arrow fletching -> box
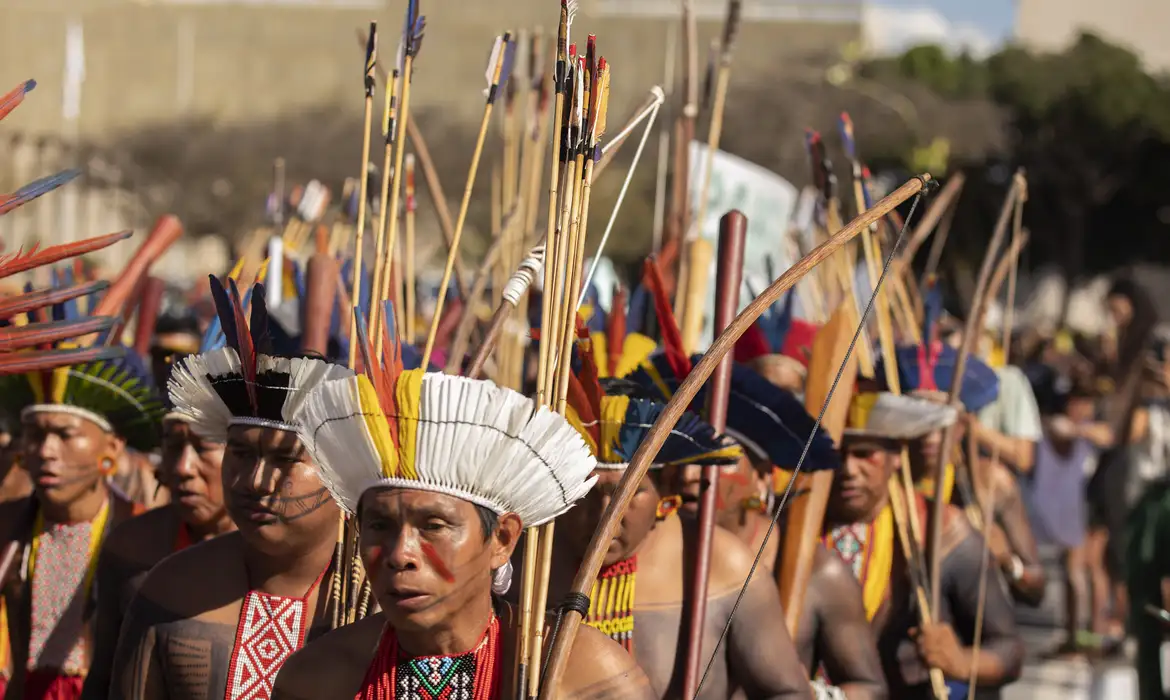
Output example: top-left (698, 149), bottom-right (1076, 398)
top-left (0, 79), bottom-right (36, 122)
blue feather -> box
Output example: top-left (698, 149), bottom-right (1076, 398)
top-left (884, 344), bottom-right (1000, 414)
top-left (627, 352), bottom-right (841, 471)
top-left (1, 169), bottom-right (81, 212)
top-left (627, 284), bottom-right (650, 336)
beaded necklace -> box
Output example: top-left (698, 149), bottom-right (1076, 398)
top-left (356, 615), bottom-right (501, 700)
top-left (224, 564), bottom-right (328, 700)
top-left (584, 555), bottom-right (637, 654)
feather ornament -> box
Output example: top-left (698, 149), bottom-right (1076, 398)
top-left (0, 79), bottom-right (35, 122)
top-left (0, 280), bottom-right (108, 319)
top-left (292, 370), bottom-right (597, 526)
top-left (641, 257), bottom-right (691, 379)
top-left (627, 352), bottom-right (840, 471)
top-left (0, 350), bottom-right (166, 451)
top-left (0, 231), bottom-right (131, 280)
top-left (845, 392), bottom-right (958, 441)
top-left (0, 170), bottom-right (81, 215)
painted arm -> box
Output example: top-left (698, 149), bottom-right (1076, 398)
top-left (992, 473), bottom-right (1046, 607)
top-left (560, 625), bottom-right (657, 700)
top-left (807, 549), bottom-right (887, 700)
top-left (108, 593), bottom-right (169, 700)
top-left (728, 575), bottom-right (815, 700)
top-left (943, 530), bottom-right (1025, 687)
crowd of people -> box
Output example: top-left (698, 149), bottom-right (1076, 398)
top-left (0, 248), bottom-right (1164, 700)
top-left (0, 16), bottom-right (1168, 700)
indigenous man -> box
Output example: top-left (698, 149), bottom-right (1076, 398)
top-left (628, 353), bottom-right (884, 700)
top-left (0, 351), bottom-right (165, 699)
top-left (902, 287), bottom-right (1047, 606)
top-left (825, 391), bottom-right (1024, 699)
top-left (271, 361), bottom-right (652, 698)
top-left (107, 281), bottom-right (352, 700)
top-left (540, 357), bottom-right (813, 700)
top-left (81, 407), bottom-right (234, 699)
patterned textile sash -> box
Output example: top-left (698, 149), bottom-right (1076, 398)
top-left (224, 566), bottom-right (327, 700)
top-left (584, 556), bottom-right (637, 653)
top-left (356, 616), bottom-right (501, 700)
top-left (26, 499), bottom-right (110, 674)
top-left (23, 668), bottom-right (85, 700)
top-left (823, 503), bottom-right (894, 621)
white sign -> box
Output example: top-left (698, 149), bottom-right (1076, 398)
top-left (687, 141), bottom-right (799, 349)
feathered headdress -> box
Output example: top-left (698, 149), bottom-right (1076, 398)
top-left (629, 258), bottom-right (839, 471)
top-left (589, 284), bottom-right (657, 379)
top-left (288, 306), bottom-right (597, 526)
top-left (565, 334), bottom-right (741, 470)
top-left (843, 391), bottom-right (958, 441)
top-left (880, 277), bottom-right (999, 413)
top-left (167, 276), bottom-right (352, 440)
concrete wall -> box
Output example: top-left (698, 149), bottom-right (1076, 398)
top-left (0, 0), bottom-right (861, 143)
top-left (1016, 0), bottom-right (1170, 73)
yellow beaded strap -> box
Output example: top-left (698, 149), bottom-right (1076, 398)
top-left (585, 555), bottom-right (638, 654)
top-left (26, 497), bottom-right (111, 602)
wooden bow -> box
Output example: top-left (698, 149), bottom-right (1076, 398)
top-left (537, 174), bottom-right (933, 699)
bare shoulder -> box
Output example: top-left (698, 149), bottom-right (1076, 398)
top-left (708, 524), bottom-right (764, 593)
top-left (558, 624), bottom-right (654, 700)
top-left (136, 531), bottom-right (243, 610)
top-left (940, 504), bottom-right (975, 560)
top-left (102, 506), bottom-right (176, 564)
top-left (274, 614), bottom-right (384, 700)
top-left (811, 544), bottom-right (854, 586)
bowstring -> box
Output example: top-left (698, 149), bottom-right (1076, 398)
top-left (693, 186), bottom-right (929, 699)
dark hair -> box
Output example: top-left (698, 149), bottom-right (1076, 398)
top-left (1107, 277), bottom-right (1159, 375)
top-left (599, 378), bottom-right (658, 400)
top-left (475, 505), bottom-right (499, 542)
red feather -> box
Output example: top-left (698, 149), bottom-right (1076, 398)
top-left (227, 280), bottom-right (258, 412)
top-left (607, 284), bottom-right (627, 376)
top-left (0, 231), bottom-right (132, 280)
top-left (642, 257), bottom-right (691, 379)
top-left (734, 321), bottom-right (770, 363)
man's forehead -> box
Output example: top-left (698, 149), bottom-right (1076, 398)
top-left (226, 425), bottom-right (304, 452)
top-left (361, 487), bottom-right (476, 515)
top-left (25, 410), bottom-right (90, 431)
top-left (841, 436), bottom-right (899, 453)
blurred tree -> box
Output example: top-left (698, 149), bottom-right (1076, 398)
top-left (865, 33), bottom-right (1170, 282)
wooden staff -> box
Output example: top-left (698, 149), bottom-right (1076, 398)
top-left (353, 28), bottom-right (470, 304)
top-left (369, 60), bottom-right (400, 346)
top-left (131, 276), bottom-right (165, 357)
top-left (347, 23), bottom-right (377, 368)
top-left (968, 191), bottom-right (1027, 699)
top-left (778, 304), bottom-right (858, 636)
top-left (895, 172), bottom-right (965, 277)
top-left (302, 252), bottom-right (340, 356)
top-left (374, 5), bottom-right (423, 352)
top-left (420, 33), bottom-right (513, 369)
top-left (404, 153), bottom-right (418, 344)
top-left (928, 171), bottom-right (1024, 614)
top-left (688, 0), bottom-right (741, 261)
top-left (681, 209), bottom-right (744, 699)
top-left (90, 216), bottom-right (183, 345)
top-left (538, 174), bottom-right (934, 700)
top-left (677, 0), bottom-right (741, 354)
top-left (466, 244), bottom-right (545, 378)
top-left (444, 209), bottom-right (521, 374)
top-left (843, 113), bottom-right (946, 697)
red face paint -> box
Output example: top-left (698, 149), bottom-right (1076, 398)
top-left (420, 541), bottom-right (455, 583)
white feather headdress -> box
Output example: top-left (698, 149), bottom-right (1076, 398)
top-left (168, 346), bottom-right (352, 441)
top-left (291, 369), bottom-right (598, 526)
top-left (844, 392), bottom-right (958, 442)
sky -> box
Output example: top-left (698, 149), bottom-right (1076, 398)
top-left (864, 0), bottom-right (1016, 57)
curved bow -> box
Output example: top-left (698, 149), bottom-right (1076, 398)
top-left (538, 174), bottom-right (935, 699)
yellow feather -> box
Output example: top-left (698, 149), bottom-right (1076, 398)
top-left (356, 376), bottom-right (399, 478)
top-left (395, 369), bottom-right (425, 480)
